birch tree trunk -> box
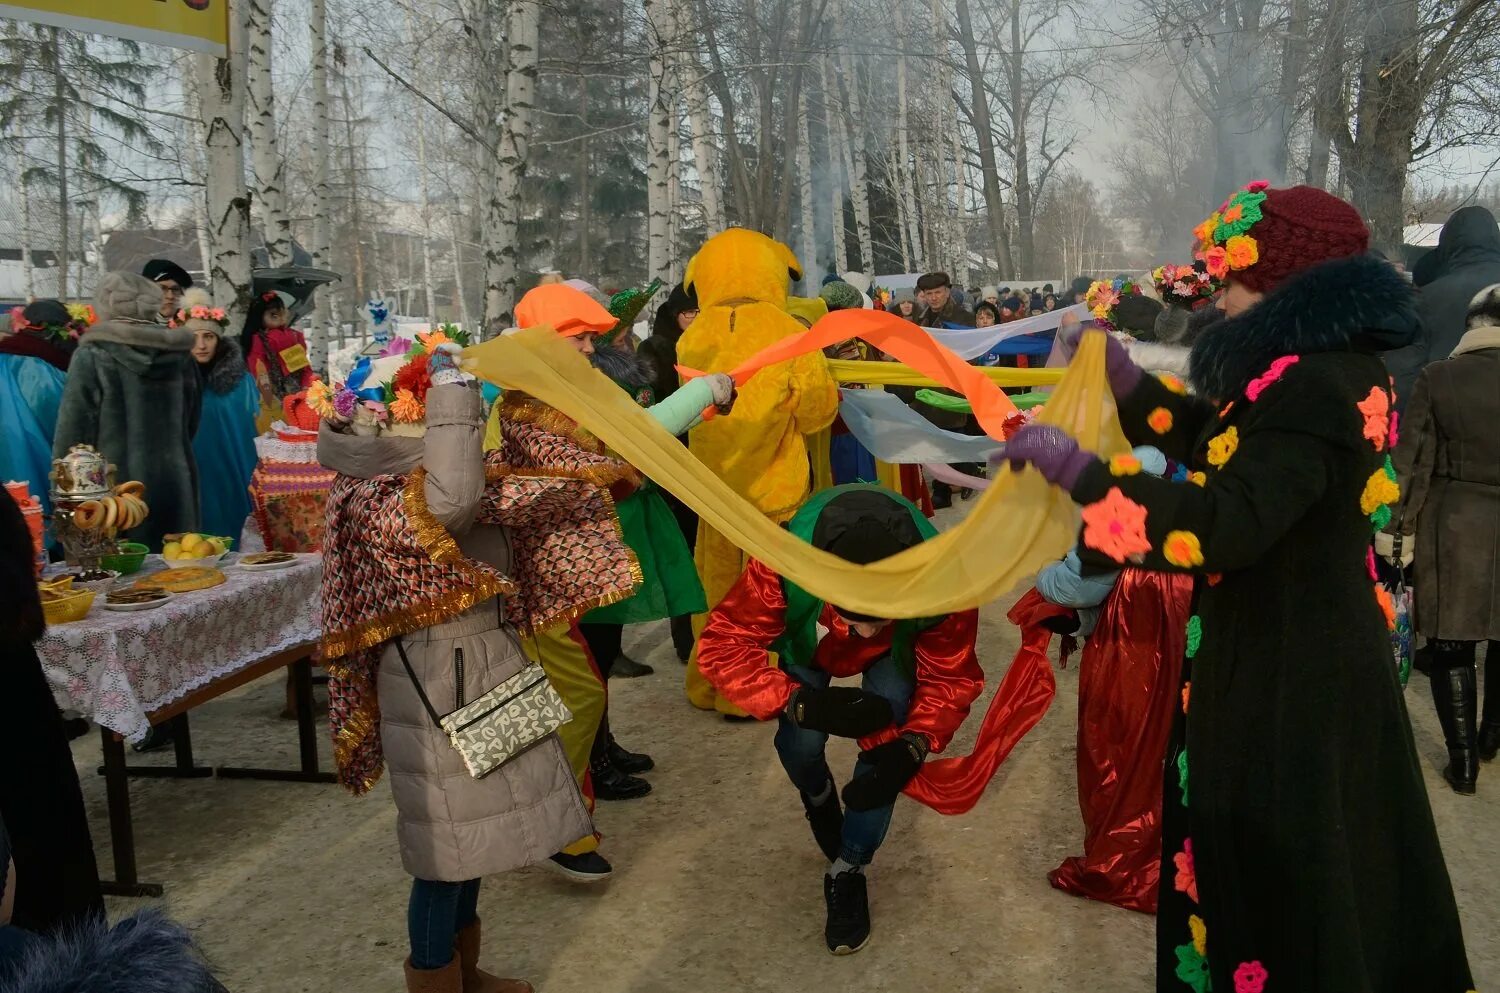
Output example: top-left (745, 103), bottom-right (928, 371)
top-left (195, 0), bottom-right (254, 331)
top-left (949, 101), bottom-right (969, 286)
top-left (20, 171), bottom-right (33, 300)
top-left (403, 9), bottom-right (437, 321)
top-left (832, 0), bottom-right (873, 273)
top-left (677, 1), bottom-right (724, 235)
top-left (246, 0), bottom-right (291, 267)
top-left (48, 27), bottom-right (67, 298)
top-left (308, 0), bottom-right (332, 370)
top-left (821, 57), bottom-right (849, 276)
top-left (951, 0), bottom-right (1013, 278)
top-left (667, 100), bottom-right (682, 279)
top-left (449, 210), bottom-right (470, 330)
top-left (484, 0), bottom-right (538, 333)
top-left (895, 0), bottom-right (921, 271)
top-left (889, 146), bottom-right (911, 272)
top-left (644, 0), bottom-right (674, 287)
top-left (796, 90), bottom-right (818, 285)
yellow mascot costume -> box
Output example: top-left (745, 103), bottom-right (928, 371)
top-left (677, 229), bottom-right (840, 713)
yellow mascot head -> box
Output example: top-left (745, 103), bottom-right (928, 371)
top-left (684, 228), bottom-right (802, 309)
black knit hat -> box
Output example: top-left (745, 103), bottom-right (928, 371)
top-left (142, 258), bottom-right (193, 288)
top-left (811, 490), bottom-right (924, 565)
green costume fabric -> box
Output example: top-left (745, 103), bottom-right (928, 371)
top-left (585, 480), bottom-right (707, 623)
top-left (771, 484), bottom-right (940, 676)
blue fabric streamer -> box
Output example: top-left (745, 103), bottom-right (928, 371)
top-left (836, 388), bottom-right (1001, 465)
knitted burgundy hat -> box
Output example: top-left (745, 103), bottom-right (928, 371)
top-left (1194, 183), bottom-right (1369, 293)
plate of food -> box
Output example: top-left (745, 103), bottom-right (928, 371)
top-left (161, 533), bottom-right (235, 568)
top-left (238, 551), bottom-right (298, 572)
top-left (103, 588), bottom-right (173, 612)
top-left (134, 567), bottom-right (227, 593)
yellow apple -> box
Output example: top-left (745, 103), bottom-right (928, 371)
top-left (163, 541), bottom-right (182, 560)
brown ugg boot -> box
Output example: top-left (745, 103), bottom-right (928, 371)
top-left (404, 956), bottom-right (463, 993)
top-left (455, 919), bottom-right (534, 993)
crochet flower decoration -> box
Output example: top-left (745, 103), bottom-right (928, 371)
top-left (1174, 839), bottom-right (1199, 903)
top-left (1234, 961), bottom-right (1269, 993)
top-left (1358, 386), bottom-right (1391, 451)
top-left (1195, 181), bottom-right (1270, 278)
top-left (1207, 426), bottom-right (1239, 467)
top-left (1177, 750), bottom-right (1191, 806)
top-left (1108, 453), bottom-right (1143, 476)
top-left (1164, 530), bottom-right (1205, 568)
top-left (1181, 682), bottom-right (1192, 713)
top-left (1085, 276), bottom-right (1144, 332)
top-left (1151, 263), bottom-right (1221, 309)
top-left (1188, 471), bottom-right (1207, 487)
top-left (1246, 354), bottom-right (1300, 401)
top-left (1375, 585), bottom-right (1397, 631)
top-left (1080, 487), bottom-right (1153, 564)
top-left (1186, 615), bottom-right (1203, 658)
top-left (1157, 372), bottom-right (1189, 395)
top-left (332, 386), bottom-right (358, 420)
top-left (1148, 407), bottom-right (1174, 434)
top-left (1387, 410), bottom-right (1400, 449)
top-left (1360, 458), bottom-right (1400, 517)
top-left (1176, 939), bottom-right (1211, 993)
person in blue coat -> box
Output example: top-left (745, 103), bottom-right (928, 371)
top-left (0, 301), bottom-right (86, 515)
top-left (179, 289), bottom-right (258, 543)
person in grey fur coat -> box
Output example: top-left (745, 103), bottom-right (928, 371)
top-left (52, 272), bottom-right (201, 547)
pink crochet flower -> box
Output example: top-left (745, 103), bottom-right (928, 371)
top-left (1366, 546), bottom-right (1378, 582)
top-left (1245, 180), bottom-right (1271, 193)
top-left (1080, 487), bottom-right (1153, 564)
top-left (1233, 960), bottom-right (1268, 993)
top-left (1173, 839), bottom-right (1199, 903)
top-left (1387, 409), bottom-right (1400, 449)
top-left (1357, 386), bottom-right (1390, 451)
top-left (1246, 354), bottom-right (1300, 401)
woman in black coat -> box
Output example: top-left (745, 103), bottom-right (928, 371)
top-left (0, 487), bottom-right (102, 935)
top-left (1006, 186), bottom-right (1473, 992)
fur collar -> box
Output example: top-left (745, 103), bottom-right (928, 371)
top-left (200, 335), bottom-right (250, 395)
top-left (86, 318), bottom-right (194, 352)
top-left (1451, 325), bottom-right (1500, 357)
top-left (1189, 255), bottom-right (1417, 401)
top-left (1126, 341), bottom-right (1192, 378)
top-left (589, 344), bottom-right (655, 394)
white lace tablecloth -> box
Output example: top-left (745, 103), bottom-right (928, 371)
top-left (38, 554), bottom-right (324, 743)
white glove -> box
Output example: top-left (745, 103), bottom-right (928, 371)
top-left (1374, 531), bottom-right (1414, 568)
top-left (705, 373), bottom-right (736, 408)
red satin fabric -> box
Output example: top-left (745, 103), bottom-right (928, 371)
top-left (696, 559), bottom-right (984, 753)
top-left (1047, 567), bottom-right (1193, 913)
top-left (700, 566), bottom-right (1060, 815)
top-left (898, 464), bottom-right (935, 517)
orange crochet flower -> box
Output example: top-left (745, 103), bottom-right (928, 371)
top-left (1109, 454), bottom-right (1143, 476)
top-left (1375, 585), bottom-right (1397, 631)
top-left (1219, 401), bottom-right (1235, 419)
top-left (1222, 203), bottom-right (1244, 225)
top-left (1148, 407), bottom-right (1174, 434)
top-left (1193, 214), bottom-right (1221, 248)
top-left (1203, 246), bottom-right (1229, 280)
top-left (1158, 373), bottom-right (1188, 395)
top-left (1181, 682), bottom-right (1191, 713)
top-left (1357, 386), bottom-right (1390, 452)
top-left (1080, 487), bottom-right (1153, 564)
top-left (1207, 427), bottom-right (1239, 467)
top-left (1163, 530), bottom-right (1205, 568)
top-left (1224, 234), bottom-right (1259, 270)
top-left (1188, 471), bottom-right (1207, 487)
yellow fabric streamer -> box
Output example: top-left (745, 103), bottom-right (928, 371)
top-left (829, 359), bottom-right (1064, 388)
top-left (462, 329), bottom-right (1126, 619)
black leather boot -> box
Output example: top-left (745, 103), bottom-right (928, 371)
top-left (590, 757), bottom-right (652, 800)
top-left (1480, 651), bottom-right (1499, 762)
top-left (670, 615), bottom-right (695, 663)
top-left (1429, 660), bottom-right (1479, 795)
top-left (606, 734), bottom-right (654, 774)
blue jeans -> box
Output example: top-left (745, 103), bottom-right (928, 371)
top-left (774, 655), bottom-right (915, 866)
top-left (408, 877), bottom-right (480, 969)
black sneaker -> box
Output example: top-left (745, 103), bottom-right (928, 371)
top-left (606, 736), bottom-right (655, 774)
top-left (544, 850), bottom-right (613, 883)
top-left (824, 870), bottom-right (871, 955)
top-left (610, 654), bottom-right (654, 678)
top-left (590, 759), bottom-right (653, 800)
top-left (799, 778), bottom-right (844, 863)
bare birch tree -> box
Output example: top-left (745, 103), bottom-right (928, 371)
top-left (196, 0), bottom-right (254, 329)
top-left (246, 0), bottom-right (292, 266)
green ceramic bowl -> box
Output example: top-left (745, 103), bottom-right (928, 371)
top-left (100, 541), bottom-right (150, 575)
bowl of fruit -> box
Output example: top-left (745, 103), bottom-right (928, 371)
top-left (161, 533), bottom-right (234, 567)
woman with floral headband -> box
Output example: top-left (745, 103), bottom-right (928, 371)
top-left (314, 331), bottom-right (638, 993)
top-left (1005, 184), bottom-right (1473, 992)
top-left (0, 300), bottom-right (92, 516)
top-left (176, 288), bottom-right (258, 542)
top-left (242, 290), bottom-right (314, 432)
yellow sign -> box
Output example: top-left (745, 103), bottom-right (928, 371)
top-left (0, 0), bottom-right (227, 56)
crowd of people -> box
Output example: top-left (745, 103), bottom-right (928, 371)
top-left (0, 190), bottom-right (1496, 993)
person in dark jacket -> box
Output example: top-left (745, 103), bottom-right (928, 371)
top-left (0, 487), bottom-right (103, 937)
top-left (1388, 282), bottom-right (1500, 794)
top-left (637, 282), bottom-right (701, 661)
top-left (1006, 185), bottom-right (1473, 993)
top-left (1385, 206), bottom-right (1500, 406)
top-left (911, 272), bottom-right (975, 508)
top-left (52, 272), bottom-right (201, 547)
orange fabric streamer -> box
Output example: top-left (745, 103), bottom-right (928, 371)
top-left (680, 309), bottom-right (1019, 437)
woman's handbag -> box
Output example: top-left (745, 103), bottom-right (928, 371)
top-left (395, 638), bottom-right (573, 780)
top-left (1381, 533), bottom-right (1414, 687)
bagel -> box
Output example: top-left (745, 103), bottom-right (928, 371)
top-left (73, 500), bottom-right (104, 529)
top-left (115, 480), bottom-right (146, 498)
top-left (101, 496), bottom-right (119, 531)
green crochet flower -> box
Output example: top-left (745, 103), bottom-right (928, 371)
top-left (1175, 942), bottom-right (1213, 993)
top-left (1186, 615), bottom-right (1203, 659)
top-left (1383, 455), bottom-right (1397, 482)
top-left (1213, 190), bottom-right (1267, 242)
top-left (1178, 749), bottom-right (1190, 807)
top-left (1370, 504), bottom-right (1393, 531)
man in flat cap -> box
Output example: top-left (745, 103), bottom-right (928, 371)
top-left (142, 259), bottom-right (193, 323)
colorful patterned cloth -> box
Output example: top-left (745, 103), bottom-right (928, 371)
top-left (321, 415), bottom-right (640, 794)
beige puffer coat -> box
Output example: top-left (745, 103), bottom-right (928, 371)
top-left (319, 384), bottom-right (593, 881)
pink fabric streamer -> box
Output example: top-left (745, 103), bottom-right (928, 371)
top-left (923, 462), bottom-right (992, 491)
